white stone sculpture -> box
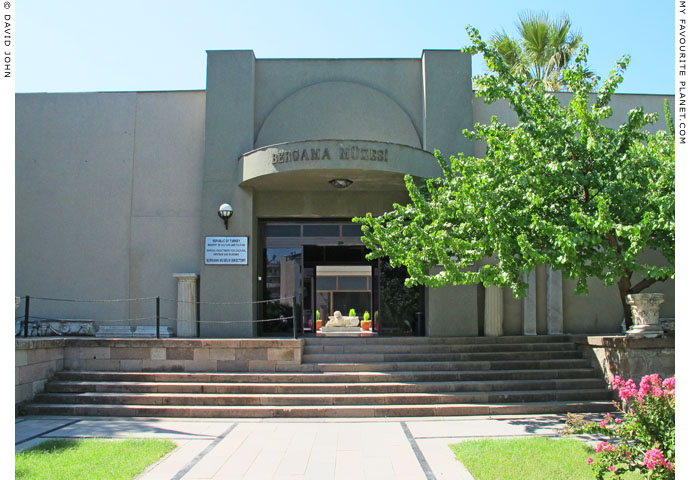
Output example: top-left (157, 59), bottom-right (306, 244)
top-left (626, 293), bottom-right (665, 338)
top-left (325, 311), bottom-right (360, 327)
top-left (16, 318), bottom-right (95, 337)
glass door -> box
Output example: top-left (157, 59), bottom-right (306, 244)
top-left (303, 274), bottom-right (314, 333)
top-left (260, 246), bottom-right (302, 336)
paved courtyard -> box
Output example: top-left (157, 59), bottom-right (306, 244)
top-left (15, 414), bottom-right (586, 479)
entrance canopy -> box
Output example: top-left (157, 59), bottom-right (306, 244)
top-left (239, 139), bottom-right (441, 191)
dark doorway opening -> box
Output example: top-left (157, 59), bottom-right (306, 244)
top-left (259, 221), bottom-right (424, 337)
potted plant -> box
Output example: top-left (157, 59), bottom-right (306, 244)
top-left (348, 308), bottom-right (356, 317)
top-left (361, 311), bottom-right (371, 330)
top-left (315, 310), bottom-right (322, 331)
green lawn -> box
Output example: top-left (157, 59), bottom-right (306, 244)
top-left (450, 437), bottom-right (643, 480)
top-left (15, 438), bottom-right (177, 480)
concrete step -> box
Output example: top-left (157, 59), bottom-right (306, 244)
top-left (303, 335), bottom-right (573, 345)
top-left (301, 358), bottom-right (592, 372)
top-left (25, 400), bottom-right (614, 418)
top-left (45, 377), bottom-right (606, 395)
top-left (54, 367), bottom-right (600, 384)
top-left (303, 342), bottom-right (575, 354)
top-left (301, 350), bottom-right (583, 363)
top-left (31, 334), bottom-right (611, 418)
top-left (35, 388), bottom-right (612, 407)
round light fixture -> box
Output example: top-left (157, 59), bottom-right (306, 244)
top-left (218, 203), bottom-right (233, 230)
top-left (329, 178), bottom-right (353, 189)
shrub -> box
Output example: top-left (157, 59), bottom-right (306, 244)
top-left (565, 374), bottom-right (675, 479)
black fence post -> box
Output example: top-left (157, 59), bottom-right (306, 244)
top-left (156, 296), bottom-right (161, 339)
top-left (23, 296), bottom-right (30, 337)
top-left (292, 296), bottom-right (297, 340)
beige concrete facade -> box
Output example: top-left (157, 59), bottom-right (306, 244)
top-left (15, 50), bottom-right (675, 338)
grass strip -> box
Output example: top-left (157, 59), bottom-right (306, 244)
top-left (450, 437), bottom-right (642, 480)
top-left (16, 438), bottom-right (177, 480)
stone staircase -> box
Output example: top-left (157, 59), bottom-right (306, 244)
top-left (26, 335), bottom-right (613, 417)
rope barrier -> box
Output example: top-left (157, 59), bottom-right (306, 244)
top-left (22, 295), bottom-right (294, 306)
top-left (28, 296), bottom-right (158, 303)
top-left (18, 315), bottom-right (157, 323)
top-left (159, 296), bottom-right (296, 306)
top-left (16, 294), bottom-right (300, 337)
top-left (196, 316), bottom-right (294, 324)
top-left (15, 314), bottom-right (294, 324)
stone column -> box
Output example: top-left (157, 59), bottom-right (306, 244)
top-left (626, 293), bottom-right (665, 338)
top-left (522, 271), bottom-right (537, 335)
top-left (546, 267), bottom-right (563, 334)
top-left (484, 285), bottom-right (503, 336)
top-left (174, 273), bottom-right (199, 338)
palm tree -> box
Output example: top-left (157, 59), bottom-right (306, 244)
top-left (490, 11), bottom-right (585, 91)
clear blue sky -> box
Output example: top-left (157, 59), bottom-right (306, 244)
top-left (17, 0), bottom-right (675, 94)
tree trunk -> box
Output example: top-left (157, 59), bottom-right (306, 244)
top-left (617, 277), bottom-right (633, 330)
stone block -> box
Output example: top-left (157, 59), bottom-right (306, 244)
top-left (184, 360), bottom-right (218, 372)
top-left (201, 339), bottom-right (241, 348)
top-left (267, 348), bottom-right (296, 362)
top-left (248, 360), bottom-right (277, 372)
top-left (167, 349), bottom-right (194, 360)
top-left (25, 348), bottom-right (51, 364)
top-left (236, 348), bottom-right (268, 361)
top-left (209, 349), bottom-right (236, 361)
top-left (15, 383), bottom-right (33, 404)
top-left (237, 339), bottom-right (293, 349)
top-left (110, 347), bottom-right (150, 360)
top-left (32, 379), bottom-right (47, 396)
top-left (276, 361), bottom-right (302, 372)
top-left (71, 347), bottom-right (111, 360)
top-left (142, 360), bottom-right (185, 372)
top-left (16, 338), bottom-right (67, 350)
top-left (63, 357), bottom-right (83, 371)
top-left (95, 325), bottom-right (133, 337)
top-left (84, 359), bottom-right (121, 371)
top-left (150, 347), bottom-right (166, 361)
top-left (18, 361), bottom-right (56, 385)
top-left (44, 347), bottom-right (67, 361)
top-left (582, 336), bottom-right (675, 386)
top-left (15, 350), bottom-right (28, 367)
top-left (132, 326), bottom-right (173, 338)
top-left (217, 360), bottom-right (248, 372)
top-left (193, 348), bottom-right (210, 361)
top-left (120, 360), bottom-right (143, 371)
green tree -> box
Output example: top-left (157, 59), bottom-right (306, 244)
top-left (355, 26), bottom-right (674, 329)
top-left (491, 11), bottom-right (585, 91)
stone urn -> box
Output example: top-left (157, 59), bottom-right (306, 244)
top-left (626, 293), bottom-right (665, 338)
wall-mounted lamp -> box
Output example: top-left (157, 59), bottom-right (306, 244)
top-left (329, 178), bottom-right (353, 189)
top-left (218, 203), bottom-right (233, 230)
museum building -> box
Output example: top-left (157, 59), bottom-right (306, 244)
top-left (15, 50), bottom-right (675, 339)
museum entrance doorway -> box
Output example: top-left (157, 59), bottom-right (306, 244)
top-left (258, 221), bottom-right (424, 337)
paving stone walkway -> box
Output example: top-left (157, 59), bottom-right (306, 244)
top-left (15, 414), bottom-right (591, 479)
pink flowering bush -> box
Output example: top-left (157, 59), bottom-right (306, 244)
top-left (565, 374), bottom-right (675, 479)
